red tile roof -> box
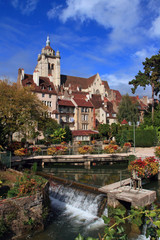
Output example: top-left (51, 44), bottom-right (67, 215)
top-left (111, 89), bottom-right (122, 102)
top-left (22, 74), bottom-right (57, 95)
top-left (61, 74), bottom-right (97, 90)
top-left (58, 99), bottom-right (75, 107)
top-left (72, 130), bottom-right (99, 136)
top-left (121, 119), bottom-right (128, 125)
top-left (52, 110), bottom-right (59, 114)
top-left (73, 98), bottom-right (93, 107)
top-left (72, 91), bottom-right (88, 99)
top-left (90, 94), bottom-right (103, 109)
top-left (44, 46), bottom-right (54, 51)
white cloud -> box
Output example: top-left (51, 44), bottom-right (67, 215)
top-left (134, 47), bottom-right (157, 61)
top-left (150, 15), bottom-right (160, 37)
top-left (48, 0), bottom-right (141, 50)
top-left (47, 5), bottom-right (63, 19)
top-left (101, 73), bottom-right (133, 87)
top-left (101, 73), bottom-right (152, 97)
top-left (11, 0), bottom-right (39, 15)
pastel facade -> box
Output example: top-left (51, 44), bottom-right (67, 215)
top-left (17, 37), bottom-right (124, 135)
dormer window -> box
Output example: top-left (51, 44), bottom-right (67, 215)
top-left (41, 85), bottom-right (45, 90)
top-left (48, 86), bottom-right (52, 91)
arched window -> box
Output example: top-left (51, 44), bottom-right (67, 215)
top-left (96, 89), bottom-right (100, 94)
top-left (51, 64), bottom-right (54, 70)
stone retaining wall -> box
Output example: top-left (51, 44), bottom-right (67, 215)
top-left (0, 182), bottom-right (50, 240)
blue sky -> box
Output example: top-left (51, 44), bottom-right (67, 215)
top-left (0, 0), bottom-right (160, 97)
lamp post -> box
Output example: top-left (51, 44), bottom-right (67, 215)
top-left (129, 121), bottom-right (139, 153)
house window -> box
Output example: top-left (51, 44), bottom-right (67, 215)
top-left (107, 113), bottom-right (109, 117)
top-left (82, 124), bottom-right (88, 130)
top-left (48, 112), bottom-right (52, 117)
top-left (49, 94), bottom-right (52, 98)
top-left (56, 114), bottom-right (58, 119)
top-left (47, 101), bottom-right (52, 107)
top-left (82, 115), bottom-right (88, 121)
top-left (48, 86), bottom-right (52, 91)
top-left (42, 93), bottom-right (45, 97)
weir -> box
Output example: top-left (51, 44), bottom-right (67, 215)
top-left (37, 172), bottom-right (107, 217)
top-left (38, 172), bottom-right (156, 211)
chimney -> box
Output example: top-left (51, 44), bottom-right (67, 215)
top-left (33, 70), bottom-right (39, 86)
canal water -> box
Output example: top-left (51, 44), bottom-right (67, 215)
top-left (29, 163), bottom-right (160, 240)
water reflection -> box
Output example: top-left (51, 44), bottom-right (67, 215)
top-left (42, 162), bottom-right (130, 187)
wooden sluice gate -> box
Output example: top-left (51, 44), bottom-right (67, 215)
top-left (99, 178), bottom-right (156, 208)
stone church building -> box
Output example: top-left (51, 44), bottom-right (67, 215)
top-left (17, 36), bottom-right (122, 134)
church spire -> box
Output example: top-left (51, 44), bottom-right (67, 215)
top-left (46, 35), bottom-right (50, 46)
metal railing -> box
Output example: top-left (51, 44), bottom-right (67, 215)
top-left (0, 151), bottom-right (11, 168)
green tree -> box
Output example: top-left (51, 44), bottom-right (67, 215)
top-left (98, 124), bottom-right (110, 139)
top-left (129, 51), bottom-right (160, 122)
top-left (50, 128), bottom-right (66, 144)
top-left (39, 118), bottom-right (61, 141)
top-left (143, 102), bottom-right (160, 127)
top-left (0, 79), bottom-right (47, 143)
top-left (64, 126), bottom-right (72, 143)
top-left (117, 94), bottom-right (139, 123)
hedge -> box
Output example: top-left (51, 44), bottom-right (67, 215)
top-left (117, 129), bottom-right (157, 147)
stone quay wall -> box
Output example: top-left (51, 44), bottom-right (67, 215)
top-left (0, 182), bottom-right (50, 240)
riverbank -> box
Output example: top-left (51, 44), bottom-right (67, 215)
top-left (0, 169), bottom-right (50, 240)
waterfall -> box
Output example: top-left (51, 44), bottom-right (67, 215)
top-left (49, 181), bottom-right (108, 231)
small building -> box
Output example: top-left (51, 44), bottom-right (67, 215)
top-left (72, 130), bottom-right (99, 142)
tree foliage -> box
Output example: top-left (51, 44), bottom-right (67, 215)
top-left (39, 117), bottom-right (61, 141)
top-left (98, 124), bottom-right (111, 139)
top-left (129, 51), bottom-right (160, 122)
top-left (76, 206), bottom-right (160, 240)
top-left (143, 102), bottom-right (160, 127)
top-left (117, 94), bottom-right (139, 123)
top-left (0, 79), bottom-right (47, 143)
top-left (64, 126), bottom-right (72, 143)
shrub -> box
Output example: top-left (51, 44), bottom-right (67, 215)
top-left (47, 145), bottom-right (68, 155)
top-left (128, 156), bottom-right (159, 178)
top-left (31, 146), bottom-right (41, 154)
top-left (155, 146), bottom-right (160, 158)
top-left (78, 145), bottom-right (93, 154)
top-left (104, 144), bottom-right (120, 154)
top-left (14, 148), bottom-right (28, 156)
top-left (135, 129), bottom-right (157, 147)
top-left (103, 140), bottom-right (109, 144)
top-left (7, 141), bottom-right (22, 152)
top-left (122, 142), bottom-right (131, 153)
top-left (7, 174), bottom-right (47, 198)
top-left (91, 140), bottom-right (96, 145)
top-left (61, 141), bottom-right (67, 145)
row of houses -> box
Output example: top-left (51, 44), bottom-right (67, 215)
top-left (17, 36), bottom-right (150, 140)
